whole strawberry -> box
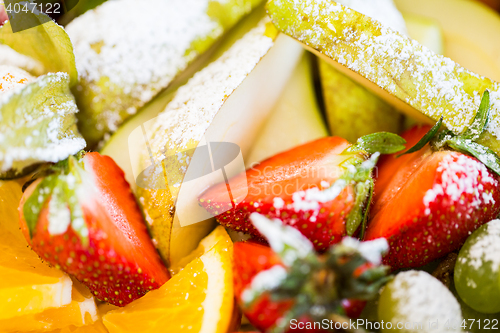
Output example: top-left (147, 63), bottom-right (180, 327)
top-left (200, 134), bottom-right (406, 251)
top-left (233, 213), bottom-right (391, 333)
top-left (365, 91), bottom-right (500, 269)
top-left (19, 152), bottom-right (169, 306)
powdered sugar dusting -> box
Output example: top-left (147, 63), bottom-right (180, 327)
top-left (273, 197), bottom-right (285, 209)
top-left (336, 0), bottom-right (407, 34)
top-left (241, 265), bottom-right (287, 303)
top-left (0, 72), bottom-right (85, 172)
top-left (0, 65), bottom-right (34, 94)
top-left (291, 179), bottom-right (346, 214)
top-left (389, 271), bottom-right (462, 332)
top-left (268, 0), bottom-right (500, 138)
top-left (460, 219), bottom-right (500, 273)
top-left (423, 152), bottom-right (496, 215)
top-left (251, 213), bottom-right (314, 266)
top-left (143, 20), bottom-right (274, 175)
top-left (67, 0), bottom-right (258, 132)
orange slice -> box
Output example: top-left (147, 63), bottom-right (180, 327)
top-left (0, 181), bottom-right (73, 321)
top-left (0, 281), bottom-right (97, 331)
top-left (169, 225), bottom-right (231, 274)
top-left (102, 226), bottom-right (234, 333)
top-left (46, 320), bottom-right (109, 333)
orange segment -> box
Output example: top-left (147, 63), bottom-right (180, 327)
top-left (46, 320), bottom-right (109, 333)
top-left (0, 282), bottom-right (97, 332)
top-left (169, 226), bottom-right (230, 274)
top-left (103, 226), bottom-right (233, 333)
top-left (0, 181), bottom-right (72, 321)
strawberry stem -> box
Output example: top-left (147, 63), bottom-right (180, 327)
top-left (245, 215), bottom-right (391, 333)
top-left (397, 116), bottom-right (443, 157)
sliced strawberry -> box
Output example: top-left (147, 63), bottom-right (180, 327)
top-left (365, 125), bottom-right (500, 269)
top-left (19, 152), bottom-right (169, 306)
top-left (200, 137), bottom-right (376, 250)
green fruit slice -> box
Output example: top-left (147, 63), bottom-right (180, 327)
top-left (403, 14), bottom-right (444, 55)
top-left (0, 11), bottom-right (78, 86)
top-left (67, 0), bottom-right (265, 147)
top-left (266, 0), bottom-right (500, 156)
top-left (378, 270), bottom-right (462, 332)
top-left (101, 4), bottom-right (269, 188)
top-left (455, 219), bottom-right (500, 314)
top-left (0, 73), bottom-right (85, 178)
top-left (320, 60), bottom-right (403, 142)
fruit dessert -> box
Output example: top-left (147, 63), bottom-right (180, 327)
top-left (3, 0), bottom-right (500, 332)
top-left (19, 152), bottom-right (170, 306)
top-left (66, 0), bottom-right (265, 147)
top-left (200, 133), bottom-right (406, 250)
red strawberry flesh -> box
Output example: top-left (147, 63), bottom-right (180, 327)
top-left (19, 152), bottom-right (169, 306)
top-left (200, 137), bottom-right (361, 250)
top-left (365, 126), bottom-right (500, 269)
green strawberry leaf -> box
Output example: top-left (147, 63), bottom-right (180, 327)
top-left (347, 132), bottom-right (406, 155)
top-left (398, 117), bottom-right (443, 157)
top-left (244, 216), bottom-right (391, 333)
top-left (23, 154), bottom-right (90, 244)
top-left (447, 137), bottom-right (500, 177)
top-left (0, 10), bottom-right (78, 86)
top-left (0, 73), bottom-right (85, 179)
top-left (359, 178), bottom-right (374, 240)
top-left (461, 90), bottom-right (490, 141)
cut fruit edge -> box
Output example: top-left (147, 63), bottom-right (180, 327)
top-left (102, 226), bottom-right (234, 333)
top-left (266, 0), bottom-right (500, 156)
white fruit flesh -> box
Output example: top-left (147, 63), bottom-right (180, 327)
top-left (130, 19), bottom-right (302, 265)
top-left (245, 52), bottom-right (327, 166)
